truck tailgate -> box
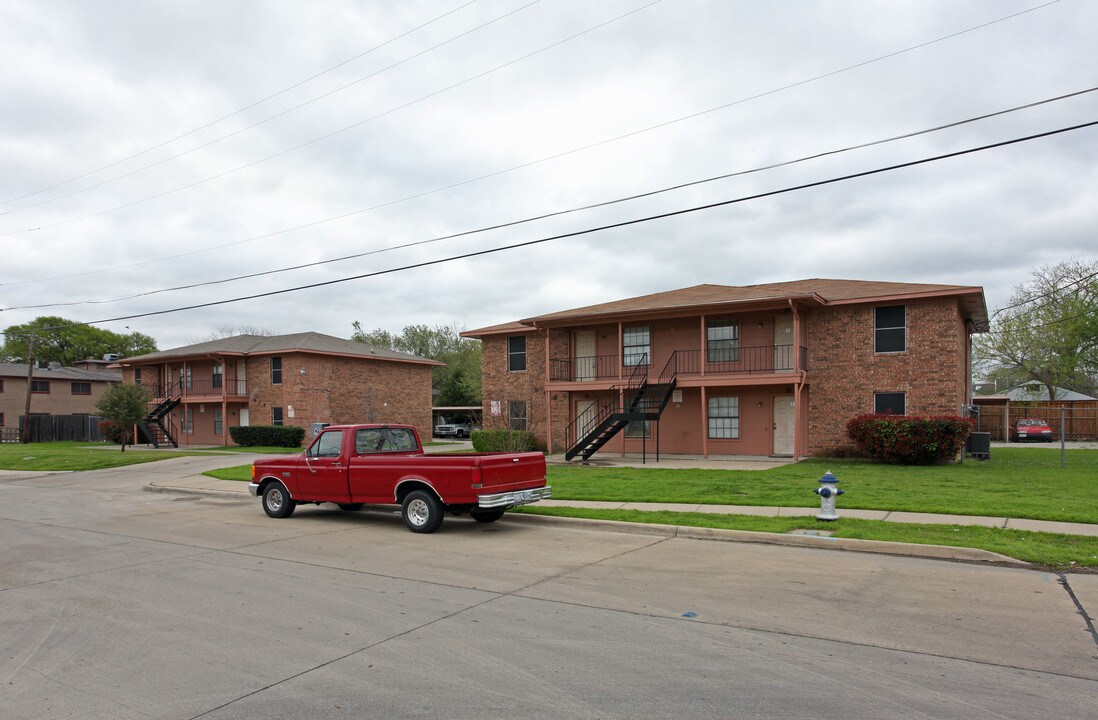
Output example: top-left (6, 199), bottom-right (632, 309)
top-left (476, 452), bottom-right (546, 491)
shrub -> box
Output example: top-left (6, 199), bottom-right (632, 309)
top-left (846, 413), bottom-right (973, 465)
top-left (98, 419), bottom-right (131, 445)
top-left (470, 429), bottom-right (537, 452)
top-left (229, 425), bottom-right (306, 448)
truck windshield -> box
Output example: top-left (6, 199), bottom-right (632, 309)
top-left (355, 428), bottom-right (419, 454)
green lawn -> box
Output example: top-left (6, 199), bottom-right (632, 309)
top-left (548, 448), bottom-right (1098, 524)
top-left (0, 442), bottom-right (217, 471)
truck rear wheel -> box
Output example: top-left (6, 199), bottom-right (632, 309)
top-left (402, 490), bottom-right (444, 533)
top-left (262, 481), bottom-right (296, 519)
top-left (470, 509), bottom-right (506, 523)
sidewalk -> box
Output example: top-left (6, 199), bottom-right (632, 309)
top-left (147, 473), bottom-right (1098, 538)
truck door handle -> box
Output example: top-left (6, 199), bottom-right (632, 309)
top-left (512, 458), bottom-right (520, 462)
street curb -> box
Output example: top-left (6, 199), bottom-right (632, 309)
top-left (509, 513), bottom-right (1029, 566)
top-left (144, 482), bottom-right (252, 498)
top-left (145, 481), bottom-right (1029, 566)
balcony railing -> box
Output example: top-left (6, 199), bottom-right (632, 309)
top-left (141, 379), bottom-right (248, 398)
top-left (552, 345), bottom-right (806, 383)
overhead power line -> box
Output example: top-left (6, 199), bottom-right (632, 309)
top-left (4, 88), bottom-right (1095, 311)
top-left (10, 117), bottom-right (1093, 335)
top-left (0, 0), bottom-right (484, 208)
top-left (0, 0), bottom-right (1057, 245)
top-left (0, 0), bottom-right (661, 233)
top-left (0, 0), bottom-right (543, 217)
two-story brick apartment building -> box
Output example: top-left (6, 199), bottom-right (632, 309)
top-left (0, 362), bottom-right (120, 437)
top-left (464, 279), bottom-right (988, 459)
top-left (117, 333), bottom-right (441, 447)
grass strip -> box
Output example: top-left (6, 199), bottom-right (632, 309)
top-left (0, 442), bottom-right (219, 471)
top-left (515, 506), bottom-right (1098, 569)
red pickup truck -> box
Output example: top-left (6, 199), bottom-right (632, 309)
top-left (248, 424), bottom-right (550, 533)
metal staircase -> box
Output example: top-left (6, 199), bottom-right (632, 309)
top-left (139, 383), bottom-right (181, 448)
top-left (564, 355), bottom-right (679, 462)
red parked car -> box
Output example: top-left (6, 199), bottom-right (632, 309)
top-left (1010, 418), bottom-right (1054, 442)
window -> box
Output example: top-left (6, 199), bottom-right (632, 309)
top-left (707, 319), bottom-right (740, 363)
top-left (0, 413), bottom-right (4, 426)
top-left (71, 382), bottom-right (91, 395)
top-left (272, 407), bottom-right (284, 426)
top-left (271, 357), bottom-right (283, 385)
top-left (212, 363), bottom-right (223, 389)
top-left (624, 420), bottom-right (652, 438)
top-left (623, 325), bottom-right (650, 366)
top-left (874, 305), bottom-right (906, 353)
top-left (508, 336), bottom-right (527, 372)
top-left (214, 408), bottom-right (223, 435)
top-left (354, 427), bottom-right (418, 454)
top-left (134, 368), bottom-right (142, 385)
top-left (874, 392), bottom-right (906, 416)
top-left (184, 407), bottom-right (194, 434)
top-left (0, 378), bottom-right (4, 392)
top-left (31, 380), bottom-right (50, 393)
top-left (508, 400), bottom-right (527, 430)
top-left (708, 396), bottom-right (740, 439)
top-left (310, 430), bottom-right (343, 458)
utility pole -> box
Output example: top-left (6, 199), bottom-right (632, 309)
top-left (22, 332), bottom-right (37, 444)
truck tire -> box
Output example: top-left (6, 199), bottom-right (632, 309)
top-left (402, 490), bottom-right (444, 533)
top-left (338, 503), bottom-right (364, 511)
top-left (262, 481), bottom-right (297, 518)
top-left (470, 509), bottom-right (506, 523)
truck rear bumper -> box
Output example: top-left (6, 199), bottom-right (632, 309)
top-left (247, 482), bottom-right (260, 497)
top-left (478, 486), bottom-right (552, 509)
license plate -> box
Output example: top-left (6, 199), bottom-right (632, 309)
top-left (515, 490), bottom-right (533, 503)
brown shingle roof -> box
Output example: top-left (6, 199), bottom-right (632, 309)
top-left (118, 333), bottom-right (443, 366)
top-left (464, 279), bottom-right (988, 335)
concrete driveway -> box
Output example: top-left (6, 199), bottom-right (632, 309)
top-left (1, 458), bottom-right (1095, 719)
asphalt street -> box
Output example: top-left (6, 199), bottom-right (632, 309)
top-left (1, 457), bottom-right (1096, 719)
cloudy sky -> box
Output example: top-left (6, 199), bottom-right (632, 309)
top-left (1, 0), bottom-right (1095, 351)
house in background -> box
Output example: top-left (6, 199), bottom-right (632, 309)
top-left (463, 279), bottom-right (988, 460)
top-left (0, 362), bottom-right (121, 439)
top-left (117, 333), bottom-right (441, 447)
top-left (973, 384), bottom-right (1097, 441)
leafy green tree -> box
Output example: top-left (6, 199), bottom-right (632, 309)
top-left (2, 316), bottom-right (157, 364)
top-left (95, 383), bottom-right (153, 452)
top-left (351, 321), bottom-right (482, 406)
top-left (975, 259), bottom-right (1098, 399)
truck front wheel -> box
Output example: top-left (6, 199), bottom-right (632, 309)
top-left (262, 481), bottom-right (296, 518)
top-left (402, 490), bottom-right (444, 533)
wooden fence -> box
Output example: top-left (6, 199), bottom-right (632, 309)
top-left (5, 414), bottom-right (108, 443)
top-left (974, 401), bottom-right (1097, 441)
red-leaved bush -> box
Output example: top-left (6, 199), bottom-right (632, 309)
top-left (98, 419), bottom-right (131, 445)
top-left (845, 414), bottom-right (974, 465)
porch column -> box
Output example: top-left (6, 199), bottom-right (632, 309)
top-left (617, 322), bottom-right (623, 380)
top-left (221, 399), bottom-right (229, 446)
top-left (699, 315), bottom-right (706, 376)
top-left (701, 386), bottom-right (709, 458)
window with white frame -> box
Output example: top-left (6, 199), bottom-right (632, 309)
top-left (623, 326), bottom-right (650, 366)
top-left (212, 363), bottom-right (223, 389)
top-left (874, 305), bottom-right (906, 353)
top-left (272, 406), bottom-right (284, 426)
top-left (707, 319), bottom-right (740, 363)
top-left (214, 408), bottom-right (223, 435)
top-left (707, 396), bottom-right (740, 439)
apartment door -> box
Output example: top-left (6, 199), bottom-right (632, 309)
top-left (575, 398), bottom-right (598, 440)
top-left (239, 409), bottom-right (250, 427)
top-left (774, 315), bottom-right (793, 371)
top-left (575, 330), bottom-right (597, 380)
top-left (773, 395), bottom-right (795, 456)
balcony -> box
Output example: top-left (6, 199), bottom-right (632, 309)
top-left (142, 379), bottom-right (249, 399)
top-left (550, 345), bottom-right (807, 383)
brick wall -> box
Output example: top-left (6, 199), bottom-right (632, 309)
top-left (247, 353), bottom-right (434, 444)
top-left (806, 299), bottom-right (967, 454)
top-left (0, 374), bottom-right (115, 423)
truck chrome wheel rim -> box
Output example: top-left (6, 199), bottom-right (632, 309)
top-left (408, 498), bottom-right (429, 526)
top-left (267, 489), bottom-right (283, 511)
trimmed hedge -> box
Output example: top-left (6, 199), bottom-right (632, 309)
top-left (846, 413), bottom-right (973, 464)
top-left (470, 429), bottom-right (537, 453)
top-left (229, 425), bottom-right (306, 448)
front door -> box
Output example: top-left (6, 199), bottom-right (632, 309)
top-left (575, 330), bottom-right (596, 380)
top-left (774, 315), bottom-right (793, 371)
top-left (773, 395), bottom-right (795, 456)
top-left (575, 399), bottom-right (598, 441)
